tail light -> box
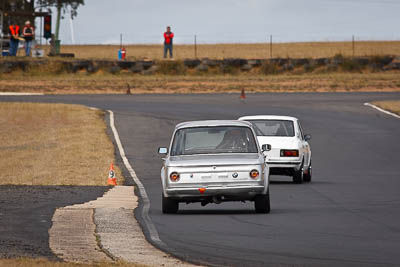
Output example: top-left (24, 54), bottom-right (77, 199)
top-left (280, 149), bottom-right (299, 157)
top-left (170, 172), bottom-right (180, 182)
top-left (250, 170), bottom-right (259, 179)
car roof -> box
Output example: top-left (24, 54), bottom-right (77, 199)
top-left (176, 120), bottom-right (253, 130)
top-left (238, 115), bottom-right (298, 121)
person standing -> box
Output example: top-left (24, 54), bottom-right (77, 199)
top-left (8, 23), bottom-right (20, 56)
top-left (23, 21), bottom-right (35, 56)
top-left (163, 26), bottom-right (174, 58)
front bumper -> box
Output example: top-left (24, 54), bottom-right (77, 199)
top-left (165, 185), bottom-right (266, 199)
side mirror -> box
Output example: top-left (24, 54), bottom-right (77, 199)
top-left (262, 144), bottom-right (271, 152)
top-left (304, 134), bottom-right (312, 141)
top-left (158, 147), bottom-right (168, 155)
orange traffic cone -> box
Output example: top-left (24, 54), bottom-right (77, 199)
top-left (107, 163), bottom-right (117, 186)
top-left (240, 88), bottom-right (246, 99)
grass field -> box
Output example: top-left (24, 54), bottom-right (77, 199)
top-left (0, 103), bottom-right (122, 185)
top-left (38, 41), bottom-right (400, 60)
top-left (2, 41), bottom-right (400, 94)
top-left (1, 72), bottom-right (400, 94)
top-left (372, 100), bottom-right (400, 115)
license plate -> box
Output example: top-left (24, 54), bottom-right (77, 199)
top-left (201, 174), bottom-right (212, 180)
top-left (217, 173), bottom-right (229, 179)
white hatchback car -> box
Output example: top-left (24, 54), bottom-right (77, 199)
top-left (239, 115), bottom-right (312, 183)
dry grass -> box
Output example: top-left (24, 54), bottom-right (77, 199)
top-left (372, 100), bottom-right (400, 115)
top-left (37, 41), bottom-right (400, 60)
top-left (1, 72), bottom-right (400, 94)
top-left (0, 103), bottom-right (123, 185)
top-left (0, 258), bottom-right (145, 267)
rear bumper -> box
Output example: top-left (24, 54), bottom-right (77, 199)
top-left (267, 160), bottom-right (301, 168)
top-left (165, 185), bottom-right (266, 199)
top-left (267, 160), bottom-right (301, 176)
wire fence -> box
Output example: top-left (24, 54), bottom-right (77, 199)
top-left (51, 33), bottom-right (400, 60)
top-left (57, 32), bottom-right (400, 46)
top-left (3, 31), bottom-right (400, 60)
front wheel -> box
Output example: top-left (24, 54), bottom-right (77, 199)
top-left (303, 159), bottom-right (312, 182)
top-left (254, 191), bottom-right (270, 214)
top-left (162, 193), bottom-right (179, 214)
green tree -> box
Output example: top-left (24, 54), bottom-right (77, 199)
top-left (36, 0), bottom-right (84, 41)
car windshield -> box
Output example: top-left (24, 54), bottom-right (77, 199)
top-left (170, 126), bottom-right (258, 156)
top-left (247, 120), bottom-right (295, 137)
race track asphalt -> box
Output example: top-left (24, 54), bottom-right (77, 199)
top-left (2, 92), bottom-right (400, 266)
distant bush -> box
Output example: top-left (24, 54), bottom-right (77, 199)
top-left (369, 55), bottom-right (393, 66)
top-left (260, 62), bottom-right (280, 75)
top-left (332, 54), bottom-right (362, 72)
top-left (27, 61), bottom-right (67, 75)
top-left (332, 53), bottom-right (345, 65)
top-left (108, 66), bottom-right (121, 75)
top-left (303, 63), bottom-right (316, 73)
top-left (219, 64), bottom-right (239, 75)
top-left (333, 53), bottom-right (344, 60)
top-left (157, 60), bottom-right (186, 75)
top-left (341, 58), bottom-right (363, 72)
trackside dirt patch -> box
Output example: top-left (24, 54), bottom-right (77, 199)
top-left (0, 102), bottom-right (122, 185)
top-left (372, 100), bottom-right (400, 115)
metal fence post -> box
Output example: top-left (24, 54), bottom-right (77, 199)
top-left (270, 35), bottom-right (272, 59)
top-left (0, 11), bottom-right (3, 55)
top-left (40, 13), bottom-right (43, 46)
top-left (194, 34), bottom-right (197, 58)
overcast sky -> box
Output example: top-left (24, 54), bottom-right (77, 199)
top-left (50, 0), bottom-right (400, 45)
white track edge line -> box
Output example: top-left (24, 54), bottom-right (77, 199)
top-left (364, 103), bottom-right (400, 119)
top-left (0, 92), bottom-right (44, 96)
top-left (108, 110), bottom-right (164, 246)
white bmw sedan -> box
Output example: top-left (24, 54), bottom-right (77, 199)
top-left (239, 115), bottom-right (312, 183)
top-left (158, 120), bottom-right (270, 214)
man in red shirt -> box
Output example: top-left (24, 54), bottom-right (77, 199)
top-left (8, 23), bottom-right (20, 56)
top-left (163, 26), bottom-right (174, 58)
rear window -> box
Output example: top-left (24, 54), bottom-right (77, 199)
top-left (170, 126), bottom-right (258, 156)
top-left (247, 120), bottom-right (295, 137)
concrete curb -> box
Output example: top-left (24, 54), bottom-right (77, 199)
top-left (49, 208), bottom-right (111, 263)
top-left (49, 186), bottom-right (197, 266)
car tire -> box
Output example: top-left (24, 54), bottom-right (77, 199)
top-left (303, 159), bottom-right (312, 182)
top-left (254, 191), bottom-right (270, 214)
top-left (293, 164), bottom-right (304, 184)
top-left (162, 193), bottom-right (179, 214)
